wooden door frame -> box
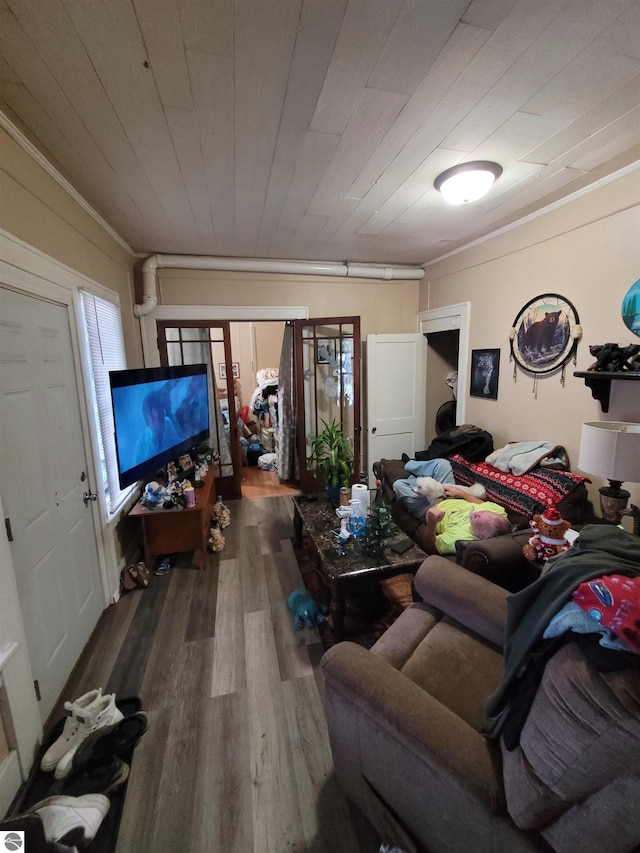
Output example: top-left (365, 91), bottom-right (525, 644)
top-left (145, 307), bottom-right (307, 500)
top-left (139, 305), bottom-right (308, 366)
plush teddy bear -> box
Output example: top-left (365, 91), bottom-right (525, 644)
top-left (522, 506), bottom-right (572, 562)
top-left (287, 588), bottom-right (328, 631)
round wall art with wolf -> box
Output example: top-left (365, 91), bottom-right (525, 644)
top-left (510, 293), bottom-right (580, 375)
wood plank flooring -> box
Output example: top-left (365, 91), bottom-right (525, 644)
top-left (50, 494), bottom-right (381, 853)
top-left (241, 465), bottom-right (301, 499)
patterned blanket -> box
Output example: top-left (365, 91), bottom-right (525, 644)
top-left (450, 454), bottom-right (591, 519)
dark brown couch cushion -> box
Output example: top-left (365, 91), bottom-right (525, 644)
top-left (501, 642), bottom-right (640, 830)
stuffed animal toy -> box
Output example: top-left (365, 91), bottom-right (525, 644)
top-left (287, 588), bottom-right (328, 631)
top-left (522, 506), bottom-right (572, 562)
top-left (413, 476), bottom-right (486, 504)
top-left (141, 480), bottom-right (171, 509)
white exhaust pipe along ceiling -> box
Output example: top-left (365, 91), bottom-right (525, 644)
top-left (133, 254), bottom-right (425, 317)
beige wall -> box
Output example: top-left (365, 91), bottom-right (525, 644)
top-left (1, 127), bottom-right (141, 365)
top-left (155, 267), bottom-right (420, 337)
top-left (421, 169), bottom-right (640, 520)
top-left (1, 125), bottom-right (140, 589)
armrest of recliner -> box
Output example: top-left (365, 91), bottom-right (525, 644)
top-left (321, 641), bottom-right (505, 814)
top-left (457, 531), bottom-right (539, 592)
top-left (413, 556), bottom-right (508, 648)
top-left (540, 776), bottom-right (640, 853)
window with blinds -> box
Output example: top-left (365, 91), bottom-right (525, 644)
top-left (77, 290), bottom-right (129, 516)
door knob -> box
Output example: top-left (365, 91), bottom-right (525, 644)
top-left (372, 426), bottom-right (377, 433)
top-left (83, 491), bottom-right (98, 505)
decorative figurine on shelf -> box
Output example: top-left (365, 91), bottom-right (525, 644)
top-left (287, 588), bottom-right (328, 631)
top-left (522, 506), bottom-right (572, 562)
top-left (588, 343), bottom-right (640, 372)
top-left (194, 442), bottom-right (219, 465)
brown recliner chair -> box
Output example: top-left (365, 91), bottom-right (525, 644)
top-left (321, 556), bottom-right (640, 853)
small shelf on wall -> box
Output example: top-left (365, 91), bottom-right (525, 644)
top-left (574, 370), bottom-right (640, 413)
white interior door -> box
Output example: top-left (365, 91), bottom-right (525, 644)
top-left (0, 287), bottom-right (103, 720)
top-left (366, 333), bottom-right (427, 487)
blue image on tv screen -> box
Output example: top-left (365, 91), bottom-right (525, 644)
top-left (111, 371), bottom-right (209, 482)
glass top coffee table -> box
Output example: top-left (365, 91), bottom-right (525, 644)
top-left (292, 494), bottom-right (426, 641)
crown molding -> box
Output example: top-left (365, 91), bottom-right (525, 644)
top-left (0, 110), bottom-right (136, 257)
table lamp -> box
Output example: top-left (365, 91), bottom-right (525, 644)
top-left (578, 421), bottom-right (640, 524)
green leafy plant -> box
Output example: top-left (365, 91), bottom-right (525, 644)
top-left (306, 418), bottom-right (354, 492)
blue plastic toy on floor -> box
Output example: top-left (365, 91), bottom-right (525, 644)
top-left (287, 588), bottom-right (328, 631)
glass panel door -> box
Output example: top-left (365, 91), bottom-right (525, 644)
top-left (295, 317), bottom-right (361, 493)
top-left (157, 321), bottom-right (242, 499)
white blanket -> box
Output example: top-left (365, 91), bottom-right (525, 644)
top-left (486, 441), bottom-right (569, 476)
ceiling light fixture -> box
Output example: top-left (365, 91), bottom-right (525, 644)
top-left (434, 161), bottom-right (503, 205)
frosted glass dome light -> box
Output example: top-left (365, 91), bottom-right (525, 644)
top-left (434, 161), bottom-right (503, 205)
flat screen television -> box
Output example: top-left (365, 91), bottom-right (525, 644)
top-left (109, 364), bottom-right (210, 488)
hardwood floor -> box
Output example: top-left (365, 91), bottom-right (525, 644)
top-left (50, 494), bottom-right (381, 853)
top-left (241, 464), bottom-right (302, 499)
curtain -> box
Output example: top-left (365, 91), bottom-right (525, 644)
top-left (78, 290), bottom-right (127, 514)
top-left (277, 321), bottom-right (297, 481)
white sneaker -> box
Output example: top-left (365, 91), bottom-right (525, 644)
top-left (40, 689), bottom-right (103, 772)
top-left (54, 694), bottom-right (123, 780)
top-left (30, 793), bottom-right (110, 847)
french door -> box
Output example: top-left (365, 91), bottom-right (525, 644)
top-left (157, 321), bottom-right (242, 499)
top-left (294, 317), bottom-right (361, 493)
top-left (156, 315), bottom-right (361, 497)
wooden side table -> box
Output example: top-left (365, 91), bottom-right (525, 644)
top-left (129, 466), bottom-right (216, 570)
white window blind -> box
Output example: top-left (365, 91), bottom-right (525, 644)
top-left (78, 291), bottom-right (127, 514)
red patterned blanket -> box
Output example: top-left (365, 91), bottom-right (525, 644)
top-left (450, 454), bottom-right (591, 521)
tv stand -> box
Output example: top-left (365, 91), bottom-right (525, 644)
top-left (129, 466), bottom-right (216, 570)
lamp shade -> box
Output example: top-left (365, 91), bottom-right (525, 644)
top-left (578, 421), bottom-right (640, 483)
top-left (434, 161), bottom-right (502, 205)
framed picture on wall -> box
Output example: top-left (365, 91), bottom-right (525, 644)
top-left (510, 293), bottom-right (580, 375)
top-left (178, 453), bottom-right (193, 472)
top-left (470, 349), bottom-right (500, 400)
top-left (317, 339), bottom-right (337, 364)
top-left (219, 362), bottom-right (240, 379)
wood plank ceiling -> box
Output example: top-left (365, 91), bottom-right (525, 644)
top-left (1, 0), bottom-right (639, 266)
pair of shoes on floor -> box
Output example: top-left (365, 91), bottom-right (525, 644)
top-left (40, 689), bottom-right (125, 780)
top-left (1, 793), bottom-right (109, 850)
top-left (48, 708), bottom-right (149, 798)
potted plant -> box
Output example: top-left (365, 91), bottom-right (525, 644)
top-left (306, 418), bottom-right (354, 502)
